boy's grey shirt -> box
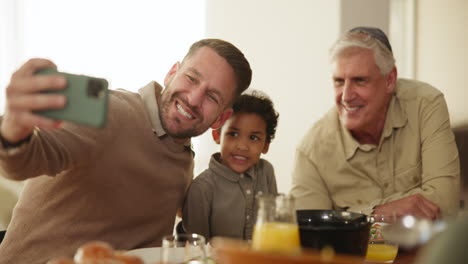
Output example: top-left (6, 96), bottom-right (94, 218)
top-left (183, 152), bottom-right (278, 240)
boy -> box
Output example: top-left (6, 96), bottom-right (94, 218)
top-left (182, 91), bottom-right (279, 241)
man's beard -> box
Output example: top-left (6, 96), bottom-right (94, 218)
top-left (159, 90), bottom-right (205, 139)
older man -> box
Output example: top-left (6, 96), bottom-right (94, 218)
top-left (0, 39), bottom-right (251, 264)
top-left (291, 27), bottom-right (459, 219)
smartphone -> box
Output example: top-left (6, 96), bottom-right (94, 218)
top-left (34, 68), bottom-right (109, 128)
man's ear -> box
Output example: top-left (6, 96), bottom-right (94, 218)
top-left (164, 62), bottom-right (180, 87)
top-left (386, 67), bottom-right (398, 94)
top-left (212, 129), bottom-right (221, 144)
top-left (262, 142), bottom-right (270, 154)
top-left (210, 108), bottom-right (233, 130)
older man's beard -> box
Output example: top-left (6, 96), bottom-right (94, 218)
top-left (159, 90), bottom-right (206, 139)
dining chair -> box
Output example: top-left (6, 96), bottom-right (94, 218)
top-left (453, 124), bottom-right (468, 209)
top-left (0, 230), bottom-right (5, 244)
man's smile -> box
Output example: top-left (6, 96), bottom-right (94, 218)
top-left (342, 102), bottom-right (363, 113)
top-left (176, 102), bottom-right (194, 119)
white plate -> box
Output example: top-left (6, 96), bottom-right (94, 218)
top-left (125, 247), bottom-right (161, 263)
top-left (125, 247), bottom-right (188, 263)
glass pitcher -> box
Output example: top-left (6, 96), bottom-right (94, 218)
top-left (251, 193), bottom-right (301, 254)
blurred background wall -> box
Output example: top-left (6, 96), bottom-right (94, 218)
top-left (415, 0), bottom-right (468, 126)
top-left (0, 0), bottom-right (467, 229)
top-left (199, 0), bottom-right (468, 193)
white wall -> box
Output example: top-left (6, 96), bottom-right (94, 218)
top-left (196, 0), bottom-right (393, 193)
top-left (0, 0), bottom-right (206, 230)
top-left (415, 0), bottom-right (468, 126)
top-left (4, 0), bottom-right (463, 200)
top-left (341, 0), bottom-right (390, 33)
top-left (12, 0), bottom-right (205, 92)
top-left (197, 0), bottom-right (341, 193)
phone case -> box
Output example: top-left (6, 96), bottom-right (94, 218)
top-left (35, 68), bottom-right (109, 128)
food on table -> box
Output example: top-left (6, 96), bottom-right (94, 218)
top-left (47, 258), bottom-right (76, 264)
top-left (115, 254), bottom-right (144, 264)
top-left (47, 241), bottom-right (144, 264)
top-left (74, 241), bottom-right (115, 262)
top-left (370, 223), bottom-right (384, 240)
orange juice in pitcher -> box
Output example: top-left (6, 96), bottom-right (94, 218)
top-left (252, 194), bottom-right (301, 254)
top-left (366, 243), bottom-right (398, 262)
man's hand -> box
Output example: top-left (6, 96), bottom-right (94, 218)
top-left (1, 58), bottom-right (67, 143)
top-left (373, 194), bottom-right (440, 220)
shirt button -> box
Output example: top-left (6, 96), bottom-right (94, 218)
top-left (246, 215), bottom-right (250, 220)
top-left (240, 174), bottom-right (244, 179)
top-left (246, 189), bottom-right (251, 195)
top-left (357, 199), bottom-right (363, 205)
top-left (412, 176), bottom-right (419, 183)
top-left (383, 182), bottom-right (389, 188)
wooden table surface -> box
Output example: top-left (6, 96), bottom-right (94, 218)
top-left (393, 247), bottom-right (421, 264)
top-left (212, 237), bottom-right (424, 264)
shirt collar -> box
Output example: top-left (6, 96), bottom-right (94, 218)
top-left (381, 88), bottom-right (408, 138)
top-left (138, 81), bottom-right (191, 147)
top-left (341, 87), bottom-right (408, 160)
top-left (341, 122), bottom-right (363, 160)
top-left (209, 153), bottom-right (257, 182)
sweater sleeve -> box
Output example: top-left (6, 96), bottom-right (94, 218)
top-left (0, 107), bottom-right (115, 181)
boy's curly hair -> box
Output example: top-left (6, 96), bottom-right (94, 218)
top-left (231, 90), bottom-right (279, 143)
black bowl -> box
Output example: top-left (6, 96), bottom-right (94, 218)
top-left (296, 210), bottom-right (371, 256)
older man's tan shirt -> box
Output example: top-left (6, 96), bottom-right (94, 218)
top-left (291, 79), bottom-right (460, 217)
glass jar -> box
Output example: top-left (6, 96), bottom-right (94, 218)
top-left (251, 193), bottom-right (301, 254)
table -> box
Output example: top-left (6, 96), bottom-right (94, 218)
top-left (393, 247), bottom-right (420, 264)
top-left (126, 244), bottom-right (431, 264)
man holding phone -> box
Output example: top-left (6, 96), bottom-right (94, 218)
top-left (0, 39), bottom-right (251, 264)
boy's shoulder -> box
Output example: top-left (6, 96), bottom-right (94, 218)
top-left (192, 169), bottom-right (217, 186)
top-left (187, 170), bottom-right (216, 195)
top-left (255, 158), bottom-right (274, 172)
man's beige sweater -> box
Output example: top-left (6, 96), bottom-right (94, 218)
top-left (0, 82), bottom-right (194, 264)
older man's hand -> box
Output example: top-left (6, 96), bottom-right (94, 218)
top-left (373, 194), bottom-right (440, 220)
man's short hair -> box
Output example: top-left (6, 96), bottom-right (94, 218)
top-left (329, 27), bottom-right (396, 75)
top-left (184, 39), bottom-right (252, 102)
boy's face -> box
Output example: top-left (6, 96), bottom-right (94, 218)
top-left (212, 112), bottom-right (270, 174)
